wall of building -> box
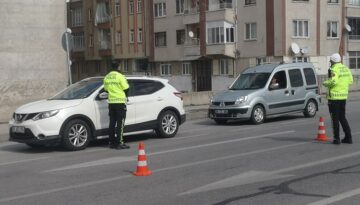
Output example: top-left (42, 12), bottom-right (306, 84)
top-left (0, 1), bottom-right (67, 122)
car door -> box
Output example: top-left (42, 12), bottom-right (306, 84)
top-left (128, 79), bottom-right (165, 125)
top-left (287, 68), bottom-right (307, 111)
top-left (264, 70), bottom-right (293, 114)
top-left (93, 86), bottom-right (136, 131)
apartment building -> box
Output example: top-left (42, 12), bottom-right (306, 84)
top-left (153, 0), bottom-right (360, 92)
top-left (67, 0), bottom-right (152, 82)
top-left (68, 0), bottom-right (360, 92)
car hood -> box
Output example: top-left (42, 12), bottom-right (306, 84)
top-left (15, 99), bottom-right (83, 113)
top-left (212, 90), bottom-right (256, 102)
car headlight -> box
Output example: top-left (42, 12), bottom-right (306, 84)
top-left (32, 110), bottom-right (59, 121)
top-left (235, 96), bottom-right (248, 105)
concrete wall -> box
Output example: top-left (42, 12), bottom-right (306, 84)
top-left (0, 1), bottom-right (67, 122)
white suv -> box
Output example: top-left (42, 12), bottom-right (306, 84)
top-left (9, 76), bottom-right (186, 150)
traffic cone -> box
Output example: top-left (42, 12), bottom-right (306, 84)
top-left (315, 117), bottom-right (329, 141)
top-left (133, 142), bottom-right (152, 176)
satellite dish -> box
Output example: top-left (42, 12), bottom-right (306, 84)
top-left (188, 31), bottom-right (194, 38)
top-left (300, 47), bottom-right (308, 54)
top-left (291, 42), bottom-right (300, 55)
top-left (345, 24), bottom-right (352, 32)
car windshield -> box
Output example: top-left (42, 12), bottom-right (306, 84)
top-left (229, 73), bottom-right (270, 90)
top-left (50, 78), bottom-right (103, 100)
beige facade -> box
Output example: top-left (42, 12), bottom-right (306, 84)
top-left (153, 0), bottom-right (360, 92)
top-left (0, 1), bottom-right (67, 122)
top-left (69, 0), bottom-right (360, 92)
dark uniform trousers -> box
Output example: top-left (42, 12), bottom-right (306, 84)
top-left (328, 100), bottom-right (352, 141)
top-left (108, 103), bottom-right (127, 145)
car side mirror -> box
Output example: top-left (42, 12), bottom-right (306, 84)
top-left (97, 92), bottom-right (108, 100)
top-left (269, 83), bottom-right (279, 90)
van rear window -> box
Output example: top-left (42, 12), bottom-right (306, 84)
top-left (303, 68), bottom-right (316, 85)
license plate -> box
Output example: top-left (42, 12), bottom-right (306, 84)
top-left (12, 126), bottom-right (25, 133)
top-left (215, 110), bottom-right (228, 114)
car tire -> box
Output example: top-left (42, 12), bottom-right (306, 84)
top-left (61, 119), bottom-right (91, 151)
top-left (251, 105), bottom-right (265, 124)
top-left (303, 99), bottom-right (317, 118)
top-left (155, 110), bottom-right (179, 138)
top-left (214, 119), bottom-right (227, 125)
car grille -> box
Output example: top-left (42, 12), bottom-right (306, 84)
top-left (13, 113), bottom-right (37, 123)
top-left (212, 101), bottom-right (235, 106)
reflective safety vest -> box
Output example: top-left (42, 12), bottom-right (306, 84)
top-left (323, 63), bottom-right (353, 100)
top-left (103, 71), bottom-right (129, 104)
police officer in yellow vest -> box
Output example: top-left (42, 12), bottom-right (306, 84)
top-left (323, 53), bottom-right (353, 145)
top-left (103, 61), bottom-right (130, 149)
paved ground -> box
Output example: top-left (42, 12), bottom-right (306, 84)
top-left (1, 91), bottom-right (360, 143)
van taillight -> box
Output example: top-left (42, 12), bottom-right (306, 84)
top-left (173, 92), bottom-right (183, 101)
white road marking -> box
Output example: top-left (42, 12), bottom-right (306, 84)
top-left (44, 131), bottom-right (296, 172)
top-left (44, 156), bottom-right (134, 172)
top-left (0, 157), bottom-right (50, 166)
top-left (307, 187), bottom-right (360, 205)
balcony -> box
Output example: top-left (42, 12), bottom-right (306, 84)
top-left (183, 9), bottom-right (199, 25)
top-left (184, 39), bottom-right (200, 57)
top-left (206, 43), bottom-right (235, 58)
top-left (206, 9), bottom-right (235, 24)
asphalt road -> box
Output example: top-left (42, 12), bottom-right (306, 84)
top-left (0, 101), bottom-right (360, 205)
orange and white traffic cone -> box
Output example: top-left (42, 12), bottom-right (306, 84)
top-left (315, 117), bottom-right (329, 141)
top-left (133, 142), bottom-right (152, 176)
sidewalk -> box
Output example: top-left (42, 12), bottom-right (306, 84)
top-left (1, 90), bottom-right (360, 143)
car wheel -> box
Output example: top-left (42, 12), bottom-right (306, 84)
top-left (61, 119), bottom-right (91, 151)
top-left (155, 110), bottom-right (179, 138)
top-left (251, 105), bottom-right (265, 124)
top-left (214, 119), bottom-right (227, 125)
top-left (303, 100), bottom-right (317, 118)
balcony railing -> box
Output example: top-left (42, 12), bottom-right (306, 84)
top-left (349, 35), bottom-right (360, 40)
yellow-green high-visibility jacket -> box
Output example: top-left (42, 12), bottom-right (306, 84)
top-left (323, 63), bottom-right (353, 100)
top-left (103, 71), bottom-right (129, 104)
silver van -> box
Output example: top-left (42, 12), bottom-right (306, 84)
top-left (208, 62), bottom-right (321, 124)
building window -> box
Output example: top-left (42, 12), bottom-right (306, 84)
top-left (88, 8), bottom-right (93, 21)
top-left (130, 29), bottom-right (134, 43)
top-left (293, 20), bottom-right (309, 37)
top-left (349, 51), bottom-right (360, 70)
top-left (137, 0), bottom-right (143, 13)
top-left (176, 30), bottom-right (185, 45)
top-left (226, 27), bottom-right (234, 42)
top-left (219, 59), bottom-right (230, 75)
top-left (73, 32), bottom-right (85, 51)
top-left (89, 35), bottom-right (94, 47)
top-left (160, 64), bottom-right (171, 76)
top-left (129, 0), bottom-right (134, 14)
top-left (115, 0), bottom-right (121, 16)
top-left (293, 0), bottom-right (309, 2)
top-left (71, 7), bottom-right (83, 27)
top-left (349, 0), bottom-right (360, 6)
top-left (292, 57), bottom-right (309, 63)
top-left (176, 0), bottom-right (184, 14)
top-left (245, 23), bottom-right (257, 40)
top-left (245, 0), bottom-right (256, 5)
top-left (348, 18), bottom-right (360, 40)
top-left (208, 27), bottom-right (224, 44)
top-left (138, 28), bottom-right (143, 43)
top-left (327, 21), bottom-right (338, 38)
top-left (154, 2), bottom-right (166, 17)
top-left (328, 0), bottom-right (339, 3)
top-left (122, 60), bottom-right (128, 73)
top-left (182, 63), bottom-right (191, 75)
top-left (115, 31), bottom-right (122, 45)
top-left (256, 57), bottom-right (268, 65)
top-left (155, 32), bottom-right (167, 46)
